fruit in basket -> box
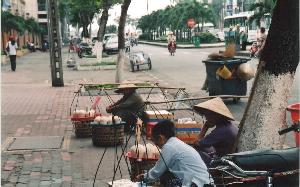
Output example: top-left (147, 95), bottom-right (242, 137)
top-left (73, 109), bottom-right (95, 118)
top-left (145, 143), bottom-right (160, 158)
top-left (94, 115), bottom-right (121, 124)
top-left (130, 144), bottom-right (146, 159)
top-left (73, 109), bottom-right (86, 118)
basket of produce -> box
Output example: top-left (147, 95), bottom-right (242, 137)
top-left (91, 115), bottom-right (125, 146)
top-left (125, 143), bottom-right (160, 180)
top-left (71, 109), bottom-right (99, 137)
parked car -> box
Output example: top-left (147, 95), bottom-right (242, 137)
top-left (103, 33), bottom-right (117, 44)
top-left (103, 36), bottom-right (130, 54)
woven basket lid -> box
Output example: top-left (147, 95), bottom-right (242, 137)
top-left (194, 97), bottom-right (234, 120)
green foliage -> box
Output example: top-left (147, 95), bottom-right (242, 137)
top-left (137, 0), bottom-right (217, 41)
top-left (197, 32), bottom-right (217, 43)
top-left (106, 25), bottom-right (117, 33)
top-left (157, 35), bottom-right (167, 41)
top-left (1, 11), bottom-right (25, 34)
top-left (1, 11), bottom-right (42, 34)
top-left (249, 0), bottom-right (276, 26)
top-left (139, 33), bottom-right (152, 40)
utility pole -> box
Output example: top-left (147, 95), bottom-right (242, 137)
top-left (47, 0), bottom-right (64, 87)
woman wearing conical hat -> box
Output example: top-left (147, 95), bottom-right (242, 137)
top-left (106, 83), bottom-right (147, 132)
top-left (193, 97), bottom-right (238, 165)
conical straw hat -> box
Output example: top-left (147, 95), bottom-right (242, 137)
top-left (115, 83), bottom-right (137, 93)
top-left (194, 97), bottom-right (234, 120)
top-left (117, 83), bottom-right (137, 89)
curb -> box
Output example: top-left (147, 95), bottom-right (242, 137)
top-left (74, 65), bottom-right (116, 71)
top-left (139, 41), bottom-right (225, 49)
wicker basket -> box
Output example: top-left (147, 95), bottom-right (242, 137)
top-left (71, 114), bottom-right (101, 138)
top-left (91, 122), bottom-right (125, 146)
top-left (72, 120), bottom-right (93, 138)
top-left (125, 152), bottom-right (158, 181)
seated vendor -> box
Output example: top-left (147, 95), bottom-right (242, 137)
top-left (193, 97), bottom-right (238, 165)
top-left (106, 83), bottom-right (147, 132)
top-left (136, 120), bottom-right (211, 187)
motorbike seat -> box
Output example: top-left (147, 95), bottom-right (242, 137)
top-left (225, 147), bottom-right (299, 173)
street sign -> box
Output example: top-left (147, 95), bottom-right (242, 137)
top-left (187, 19), bottom-right (195, 28)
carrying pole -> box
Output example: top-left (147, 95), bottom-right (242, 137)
top-left (47, 0), bottom-right (64, 87)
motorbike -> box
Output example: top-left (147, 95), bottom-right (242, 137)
top-left (168, 41), bottom-right (176, 56)
top-left (77, 43), bottom-right (92, 58)
top-left (249, 42), bottom-right (258, 58)
top-left (130, 38), bottom-right (138, 47)
top-left (208, 122), bottom-right (300, 187)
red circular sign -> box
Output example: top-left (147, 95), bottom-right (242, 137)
top-left (187, 19), bottom-right (195, 28)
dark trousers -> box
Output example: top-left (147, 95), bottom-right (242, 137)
top-left (9, 55), bottom-right (16, 71)
top-left (241, 41), bottom-right (247, 50)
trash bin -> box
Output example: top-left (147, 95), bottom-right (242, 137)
top-left (193, 36), bottom-right (200, 47)
top-left (202, 58), bottom-right (251, 96)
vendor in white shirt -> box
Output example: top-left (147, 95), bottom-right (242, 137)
top-left (136, 120), bottom-right (212, 187)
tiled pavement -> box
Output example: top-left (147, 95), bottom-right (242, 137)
top-left (1, 50), bottom-right (165, 186)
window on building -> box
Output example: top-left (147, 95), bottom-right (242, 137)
top-left (38, 14), bottom-right (47, 19)
top-left (38, 0), bottom-right (46, 11)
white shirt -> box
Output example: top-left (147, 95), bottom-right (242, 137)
top-left (144, 137), bottom-right (212, 187)
top-left (6, 41), bottom-right (18, 55)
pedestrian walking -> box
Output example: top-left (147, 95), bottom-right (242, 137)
top-left (240, 31), bottom-right (248, 51)
top-left (6, 36), bottom-right (18, 71)
top-left (234, 24), bottom-right (241, 51)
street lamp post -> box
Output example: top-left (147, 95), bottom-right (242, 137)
top-left (47, 0), bottom-right (64, 87)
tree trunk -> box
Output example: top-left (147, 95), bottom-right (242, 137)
top-left (82, 25), bottom-right (89, 38)
top-left (235, 0), bottom-right (299, 151)
top-left (115, 0), bottom-right (131, 83)
top-left (97, 5), bottom-right (109, 42)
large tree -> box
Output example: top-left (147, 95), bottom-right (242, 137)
top-left (68, 0), bottom-right (99, 38)
top-left (97, 0), bottom-right (121, 41)
top-left (235, 0), bottom-right (299, 151)
top-left (115, 0), bottom-right (131, 83)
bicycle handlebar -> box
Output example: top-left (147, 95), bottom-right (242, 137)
top-left (278, 122), bottom-right (300, 135)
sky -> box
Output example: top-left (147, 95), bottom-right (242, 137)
top-left (77, 0), bottom-right (173, 36)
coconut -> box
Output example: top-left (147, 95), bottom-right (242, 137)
top-left (145, 143), bottom-right (160, 158)
top-left (129, 144), bottom-right (146, 158)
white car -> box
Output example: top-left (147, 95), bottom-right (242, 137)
top-left (103, 33), bottom-right (117, 44)
top-left (103, 36), bottom-right (130, 54)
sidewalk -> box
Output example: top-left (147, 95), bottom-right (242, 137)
top-left (1, 50), bottom-right (165, 187)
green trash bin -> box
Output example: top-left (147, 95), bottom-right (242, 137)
top-left (193, 36), bottom-right (201, 47)
top-left (202, 58), bottom-right (251, 96)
